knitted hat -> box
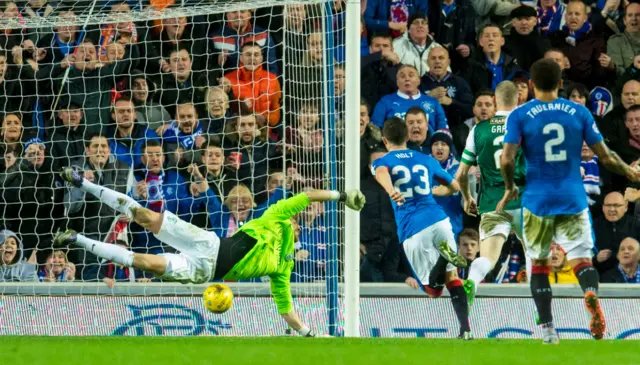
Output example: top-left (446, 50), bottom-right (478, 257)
top-left (408, 11), bottom-right (427, 27)
top-left (430, 129), bottom-right (454, 149)
top-left (24, 138), bottom-right (45, 152)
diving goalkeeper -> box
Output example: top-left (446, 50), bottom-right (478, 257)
top-left (54, 167), bottom-right (366, 337)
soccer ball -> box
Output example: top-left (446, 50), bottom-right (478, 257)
top-left (202, 284), bottom-right (234, 313)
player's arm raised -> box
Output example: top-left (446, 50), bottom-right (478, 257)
top-left (497, 142), bottom-right (519, 212)
top-left (375, 166), bottom-right (405, 205)
top-left (590, 142), bottom-right (640, 181)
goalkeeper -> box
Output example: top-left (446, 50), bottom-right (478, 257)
top-left (54, 167), bottom-right (365, 336)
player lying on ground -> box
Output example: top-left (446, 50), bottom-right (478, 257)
top-left (455, 81), bottom-right (527, 304)
top-left (372, 117), bottom-right (473, 340)
top-left (498, 58), bottom-right (640, 343)
top-left (55, 167), bottom-right (366, 337)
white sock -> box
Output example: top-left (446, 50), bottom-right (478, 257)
top-left (468, 256), bottom-right (492, 290)
top-left (81, 179), bottom-right (141, 219)
top-left (76, 234), bottom-right (134, 267)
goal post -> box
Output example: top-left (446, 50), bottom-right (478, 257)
top-left (0, 0), bottom-right (359, 336)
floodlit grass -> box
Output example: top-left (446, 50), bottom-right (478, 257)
top-left (4, 337), bottom-right (638, 365)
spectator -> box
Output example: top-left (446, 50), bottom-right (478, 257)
top-left (360, 99), bottom-right (383, 178)
top-left (581, 142), bottom-right (602, 213)
top-left (97, 3), bottom-right (139, 62)
top-left (0, 229), bottom-right (37, 282)
top-left (38, 250), bottom-right (75, 282)
top-left (130, 140), bottom-right (193, 254)
top-left (607, 2), bottom-right (640, 77)
top-left (142, 16), bottom-right (209, 74)
top-left (108, 97), bottom-right (160, 169)
top-left (273, 4), bottom-right (311, 69)
top-left (458, 90), bottom-right (496, 150)
top-left (544, 48), bottom-right (575, 98)
top-left (606, 80), bottom-right (640, 147)
top-left (548, 243), bottom-right (578, 284)
top-left (161, 103), bottom-right (206, 167)
top-left (363, 0), bottom-right (428, 35)
top-left (2, 47), bottom-right (39, 130)
top-left (360, 149), bottom-right (415, 285)
top-left (536, 0), bottom-right (567, 35)
top-left (224, 42), bottom-right (282, 128)
top-left (283, 32), bottom-right (327, 111)
top-left (421, 47), bottom-right (473, 146)
top-left (49, 99), bottom-right (86, 170)
top-left (361, 32), bottom-right (401, 108)
top-left (37, 10), bottom-right (97, 65)
top-left (505, 6), bottom-right (552, 73)
top-left (65, 134), bottom-right (131, 278)
top-left (0, 113), bottom-right (30, 172)
top-left (601, 237), bottom-right (640, 283)
top-left (201, 87), bottom-right (233, 135)
top-left (211, 9), bottom-right (279, 75)
top-left (37, 39), bottom-right (138, 135)
top-left (615, 55), bottom-right (640, 98)
top-left (224, 114), bottom-right (277, 204)
top-left (430, 129), bottom-right (465, 238)
top-left (457, 228), bottom-right (479, 279)
top-left (285, 102), bottom-right (324, 187)
top-left (567, 82), bottom-right (590, 105)
top-left (193, 183), bottom-right (257, 238)
top-left (548, 0), bottom-right (614, 89)
top-left (293, 194), bottom-right (327, 282)
top-left (593, 191), bottom-right (640, 274)
top-left (130, 71), bottom-right (170, 132)
top-left (461, 24), bottom-right (521, 93)
top-left (371, 64), bottom-right (448, 131)
top-left (158, 48), bottom-right (212, 119)
top-left (0, 138), bottom-right (63, 264)
top-left (405, 107), bottom-right (430, 153)
top-left (430, 0), bottom-right (475, 72)
top-left (612, 105), bottom-right (640, 169)
top-left (393, 12), bottom-right (445, 76)
top-left (512, 71), bottom-right (532, 105)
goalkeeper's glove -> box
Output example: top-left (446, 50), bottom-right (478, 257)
top-left (341, 189), bottom-right (366, 211)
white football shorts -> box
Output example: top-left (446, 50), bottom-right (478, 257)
top-left (402, 218), bottom-right (457, 286)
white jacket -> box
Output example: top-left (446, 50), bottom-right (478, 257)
top-left (392, 34), bottom-right (449, 76)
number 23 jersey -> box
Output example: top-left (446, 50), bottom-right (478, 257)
top-left (372, 150), bottom-right (453, 242)
top-left (503, 98), bottom-right (604, 216)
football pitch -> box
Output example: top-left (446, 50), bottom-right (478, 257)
top-left (4, 337), bottom-right (638, 365)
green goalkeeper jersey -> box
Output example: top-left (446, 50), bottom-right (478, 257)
top-left (460, 111), bottom-right (526, 214)
top-left (222, 193), bottom-right (310, 314)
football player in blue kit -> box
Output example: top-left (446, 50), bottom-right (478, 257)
top-left (498, 58), bottom-right (640, 343)
top-left (372, 117), bottom-right (472, 340)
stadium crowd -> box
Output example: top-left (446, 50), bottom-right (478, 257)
top-left (0, 0), bottom-right (639, 286)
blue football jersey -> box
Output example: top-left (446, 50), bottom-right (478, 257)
top-left (372, 149), bottom-right (453, 242)
top-left (503, 98), bottom-right (604, 216)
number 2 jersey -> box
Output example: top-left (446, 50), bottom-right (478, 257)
top-left (503, 98), bottom-right (604, 216)
top-left (461, 111), bottom-right (527, 214)
top-left (372, 149), bottom-right (453, 242)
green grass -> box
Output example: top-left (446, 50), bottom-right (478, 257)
top-left (3, 337), bottom-right (639, 365)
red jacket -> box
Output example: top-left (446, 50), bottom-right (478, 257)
top-left (225, 66), bottom-right (282, 126)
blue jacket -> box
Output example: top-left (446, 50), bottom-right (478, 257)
top-left (194, 186), bottom-right (289, 238)
top-left (108, 124), bottom-right (160, 169)
top-left (364, 0), bottom-right (429, 32)
top-left (161, 120), bottom-right (203, 150)
top-left (130, 170), bottom-right (193, 254)
top-left (292, 214), bottom-right (328, 283)
top-left (432, 156), bottom-right (463, 237)
top-left (371, 91), bottom-right (449, 134)
top-left (210, 23), bottom-right (279, 75)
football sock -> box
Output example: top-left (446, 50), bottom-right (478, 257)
top-left (573, 262), bottom-right (599, 294)
top-left (428, 256), bottom-right (448, 288)
top-left (76, 234), bottom-right (134, 267)
top-left (530, 265), bottom-right (553, 324)
top-left (468, 256), bottom-right (492, 289)
top-left (81, 179), bottom-right (141, 219)
top-left (447, 279), bottom-right (471, 332)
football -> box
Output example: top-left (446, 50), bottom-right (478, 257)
top-left (202, 284), bottom-right (234, 313)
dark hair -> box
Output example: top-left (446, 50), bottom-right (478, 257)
top-left (459, 228), bottom-right (479, 242)
top-left (627, 104), bottom-right (640, 117)
top-left (369, 147), bottom-right (388, 163)
top-left (479, 23), bottom-right (502, 39)
top-left (530, 58), bottom-right (562, 92)
top-left (382, 117), bottom-right (408, 145)
top-left (544, 47), bottom-right (566, 58)
top-left (566, 83), bottom-right (589, 100)
top-left (360, 98), bottom-right (370, 114)
top-left (240, 41), bottom-right (262, 52)
top-left (474, 90), bottom-right (495, 101)
top-left (202, 136), bottom-right (223, 151)
top-left (169, 47), bottom-right (191, 59)
top-left (405, 106), bottom-right (427, 119)
top-left (370, 32), bottom-right (393, 42)
top-left (141, 139), bottom-right (162, 153)
top-left (85, 133), bottom-right (109, 148)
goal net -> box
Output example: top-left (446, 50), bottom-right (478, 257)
top-left (0, 0), bottom-right (356, 336)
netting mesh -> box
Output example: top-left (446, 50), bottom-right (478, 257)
top-left (0, 0), bottom-right (346, 334)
